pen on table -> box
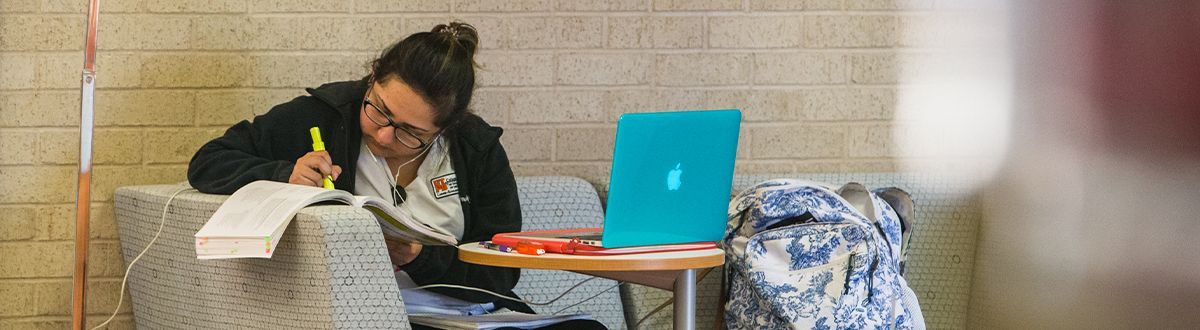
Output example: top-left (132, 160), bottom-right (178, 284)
top-left (515, 241), bottom-right (546, 255)
top-left (479, 241), bottom-right (515, 253)
top-left (479, 241), bottom-right (545, 255)
top-left (309, 127), bottom-right (335, 189)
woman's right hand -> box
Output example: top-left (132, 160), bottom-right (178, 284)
top-left (289, 151), bottom-right (342, 187)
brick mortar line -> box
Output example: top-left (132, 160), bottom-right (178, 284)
top-left (509, 122), bottom-right (613, 128)
top-left (476, 84), bottom-right (900, 91)
top-left (548, 52), bottom-right (560, 91)
top-left (740, 157), bottom-right (898, 161)
top-left (495, 48), bottom-right (914, 54)
top-left (0, 11), bottom-right (945, 22)
top-left (0, 11), bottom-right (946, 20)
top-left (512, 160), bottom-right (610, 166)
top-left (5, 117), bottom-right (903, 130)
top-left (735, 159), bottom-right (813, 164)
top-left (0, 164), bottom-right (183, 170)
top-left (0, 82), bottom-right (907, 96)
top-left (750, 82), bottom-right (896, 88)
top-left (756, 158), bottom-right (900, 163)
top-left (736, 120), bottom-right (896, 127)
top-left (72, 48), bottom-right (376, 53)
top-left (525, 158), bottom-right (926, 166)
top-left (0, 87), bottom-right (340, 94)
top-left (1, 87), bottom-right (307, 93)
top-left (54, 49), bottom-right (380, 55)
top-left (549, 124), bottom-right (558, 162)
top-left (0, 86), bottom-right (369, 92)
top-left (0, 124), bottom-right (205, 129)
top-left (27, 164), bottom-right (159, 168)
top-left (240, 12), bottom-right (652, 18)
top-left (0, 202), bottom-right (99, 207)
top-left (0, 315), bottom-right (133, 322)
top-left (0, 88), bottom-right (83, 92)
top-left (0, 238), bottom-right (121, 244)
top-left (0, 84), bottom-right (908, 97)
top-left (0, 50), bottom-right (378, 55)
top-left (0, 277), bottom-right (126, 283)
top-left (512, 122), bottom-right (621, 129)
top-left (0, 88), bottom-right (79, 92)
top-left (1, 6), bottom-right (941, 13)
top-left (0, 51), bottom-right (379, 57)
top-left (0, 48), bottom-right (932, 56)
top-left (842, 43), bottom-right (854, 86)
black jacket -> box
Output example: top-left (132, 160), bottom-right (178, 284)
top-left (187, 80), bottom-right (531, 312)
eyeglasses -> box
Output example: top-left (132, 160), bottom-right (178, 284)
top-left (362, 88), bottom-right (434, 150)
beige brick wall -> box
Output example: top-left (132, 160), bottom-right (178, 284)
top-left (0, 0), bottom-right (937, 328)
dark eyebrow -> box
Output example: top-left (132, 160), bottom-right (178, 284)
top-left (370, 88), bottom-right (432, 133)
top-left (367, 91), bottom-right (395, 117)
top-left (401, 122), bottom-right (431, 133)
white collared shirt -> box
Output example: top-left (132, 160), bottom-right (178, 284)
top-left (354, 137), bottom-right (465, 240)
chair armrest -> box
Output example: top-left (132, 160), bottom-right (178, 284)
top-left (114, 184), bottom-right (409, 329)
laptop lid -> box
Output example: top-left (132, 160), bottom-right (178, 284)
top-left (600, 109), bottom-right (742, 248)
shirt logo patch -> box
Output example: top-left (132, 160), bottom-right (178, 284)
top-left (431, 173), bottom-right (459, 199)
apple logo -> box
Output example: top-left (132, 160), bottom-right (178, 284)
top-left (667, 163), bottom-right (683, 191)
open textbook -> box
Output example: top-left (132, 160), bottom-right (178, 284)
top-left (195, 180), bottom-right (457, 259)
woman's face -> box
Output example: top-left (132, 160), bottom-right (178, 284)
top-left (360, 78), bottom-right (440, 160)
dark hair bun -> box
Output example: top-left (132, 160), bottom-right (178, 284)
top-left (369, 21), bottom-right (480, 129)
top-left (433, 22), bottom-right (478, 56)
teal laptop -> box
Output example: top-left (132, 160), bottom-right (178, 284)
top-left (594, 109), bottom-right (742, 248)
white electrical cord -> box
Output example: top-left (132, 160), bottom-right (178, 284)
top-left (91, 187), bottom-right (193, 330)
top-left (366, 133), bottom-right (441, 206)
top-left (413, 276), bottom-right (619, 308)
top-left (551, 282), bottom-right (620, 315)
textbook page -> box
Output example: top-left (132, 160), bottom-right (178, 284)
top-left (355, 195), bottom-right (458, 246)
top-left (196, 181), bottom-right (352, 238)
top-left (195, 180), bottom-right (454, 259)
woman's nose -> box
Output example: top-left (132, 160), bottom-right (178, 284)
top-left (375, 127), bottom-right (394, 145)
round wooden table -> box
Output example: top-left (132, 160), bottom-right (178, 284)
top-left (459, 242), bottom-right (725, 330)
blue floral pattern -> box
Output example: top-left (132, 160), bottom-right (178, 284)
top-left (722, 179), bottom-right (924, 329)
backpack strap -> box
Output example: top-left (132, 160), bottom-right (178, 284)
top-left (723, 208), bottom-right (750, 245)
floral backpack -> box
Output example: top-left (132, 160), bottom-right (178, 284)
top-left (720, 179), bottom-right (924, 329)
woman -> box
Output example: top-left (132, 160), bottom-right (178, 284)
top-left (189, 23), bottom-right (603, 328)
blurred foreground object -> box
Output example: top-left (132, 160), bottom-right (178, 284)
top-left (962, 1), bottom-right (1200, 328)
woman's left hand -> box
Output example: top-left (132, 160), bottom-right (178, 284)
top-left (384, 236), bottom-right (423, 266)
top-left (386, 236), bottom-right (424, 267)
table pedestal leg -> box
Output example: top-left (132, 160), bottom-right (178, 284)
top-left (673, 268), bottom-right (697, 330)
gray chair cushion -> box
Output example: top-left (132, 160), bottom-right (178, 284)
top-left (513, 176), bottom-right (626, 330)
top-left (114, 184), bottom-right (408, 329)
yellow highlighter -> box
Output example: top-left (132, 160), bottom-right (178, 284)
top-left (309, 127), bottom-right (335, 189)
